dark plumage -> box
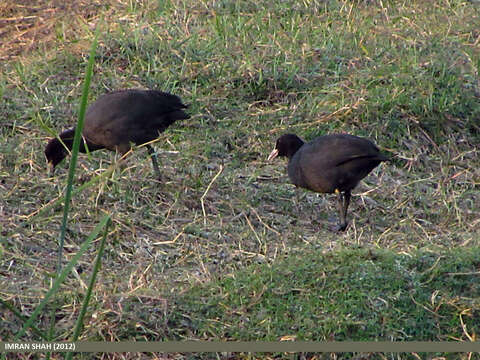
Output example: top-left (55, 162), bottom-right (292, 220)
top-left (268, 133), bottom-right (389, 231)
top-left (45, 89), bottom-right (189, 179)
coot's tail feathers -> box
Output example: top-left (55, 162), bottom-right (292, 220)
top-left (335, 153), bottom-right (390, 167)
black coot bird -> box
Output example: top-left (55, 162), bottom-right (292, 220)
top-left (268, 133), bottom-right (389, 231)
top-left (45, 89), bottom-right (189, 179)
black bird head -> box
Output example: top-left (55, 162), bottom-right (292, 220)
top-left (268, 133), bottom-right (305, 161)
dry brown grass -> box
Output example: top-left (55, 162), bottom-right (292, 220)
top-left (0, 0), bottom-right (105, 61)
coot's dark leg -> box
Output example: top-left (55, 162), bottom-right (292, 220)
top-left (335, 189), bottom-right (349, 231)
top-left (146, 144), bottom-right (161, 180)
top-left (342, 190), bottom-right (351, 230)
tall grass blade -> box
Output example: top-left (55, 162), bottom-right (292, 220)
top-left (0, 298), bottom-right (48, 340)
top-left (47, 20), bottom-right (103, 348)
top-left (65, 217), bottom-right (110, 360)
top-left (57, 22), bottom-right (101, 273)
top-left (14, 214), bottom-right (111, 340)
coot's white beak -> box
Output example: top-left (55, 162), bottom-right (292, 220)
top-left (267, 148), bottom-right (279, 161)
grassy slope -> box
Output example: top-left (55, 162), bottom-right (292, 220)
top-left (169, 247), bottom-right (480, 341)
top-left (0, 0), bottom-right (479, 348)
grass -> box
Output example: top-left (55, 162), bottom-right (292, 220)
top-left (0, 0), bottom-right (479, 358)
top-left (168, 247), bottom-right (480, 342)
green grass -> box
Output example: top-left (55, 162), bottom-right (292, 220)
top-left (0, 0), bottom-right (479, 355)
top-left (167, 247), bottom-right (480, 341)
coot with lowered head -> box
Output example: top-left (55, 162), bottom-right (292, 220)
top-left (45, 89), bottom-right (189, 179)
